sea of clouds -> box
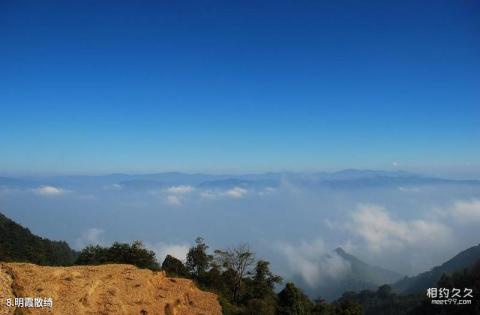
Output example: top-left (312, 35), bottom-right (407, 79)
top-left (1, 172), bottom-right (480, 292)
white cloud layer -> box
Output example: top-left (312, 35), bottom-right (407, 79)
top-left (166, 195), bottom-right (181, 206)
top-left (198, 187), bottom-right (249, 200)
top-left (225, 187), bottom-right (248, 198)
top-left (258, 187), bottom-right (276, 196)
top-left (166, 185), bottom-right (194, 194)
top-left (199, 191), bottom-right (218, 200)
top-left (348, 204), bottom-right (452, 253)
top-left (75, 228), bottom-right (105, 249)
top-left (149, 242), bottom-right (190, 262)
top-left (451, 199), bottom-right (480, 224)
top-left (33, 185), bottom-right (68, 196)
top-left (277, 238), bottom-right (351, 288)
top-left (103, 183), bottom-right (123, 190)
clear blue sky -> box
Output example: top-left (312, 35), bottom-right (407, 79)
top-left (1, 0), bottom-right (479, 176)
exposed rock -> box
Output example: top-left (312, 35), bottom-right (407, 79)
top-left (0, 263), bottom-right (221, 315)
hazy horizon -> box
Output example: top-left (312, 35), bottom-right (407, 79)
top-left (2, 167), bottom-right (480, 181)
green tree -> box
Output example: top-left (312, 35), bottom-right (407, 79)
top-left (311, 298), bottom-right (335, 315)
top-left (334, 299), bottom-right (364, 315)
top-left (214, 244), bottom-right (255, 304)
top-left (186, 237), bottom-right (212, 279)
top-left (75, 241), bottom-right (160, 270)
top-left (162, 254), bottom-right (188, 277)
top-left (376, 284), bottom-right (392, 299)
top-left (244, 298), bottom-right (277, 315)
top-left (75, 245), bottom-right (108, 265)
top-left (251, 260), bottom-right (282, 299)
top-left (277, 282), bottom-right (314, 315)
top-left (203, 263), bottom-right (225, 290)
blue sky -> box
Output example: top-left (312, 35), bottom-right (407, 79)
top-left (1, 0), bottom-right (479, 176)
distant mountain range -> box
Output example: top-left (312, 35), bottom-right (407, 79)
top-left (198, 178), bottom-right (279, 189)
top-left (392, 243), bottom-right (480, 294)
top-left (0, 212), bottom-right (77, 265)
top-left (1, 169), bottom-right (479, 192)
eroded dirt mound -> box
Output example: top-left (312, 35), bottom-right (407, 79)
top-left (0, 263), bottom-right (221, 315)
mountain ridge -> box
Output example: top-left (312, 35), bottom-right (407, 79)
top-left (392, 243), bottom-right (480, 293)
top-left (296, 247), bottom-right (402, 301)
top-left (0, 212), bottom-right (77, 266)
